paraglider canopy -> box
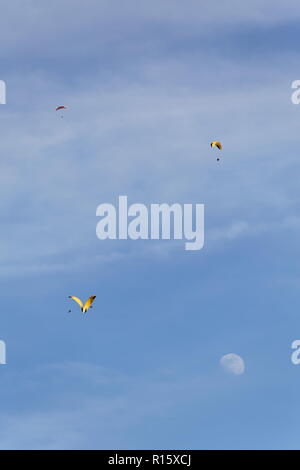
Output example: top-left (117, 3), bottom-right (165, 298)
top-left (68, 295), bottom-right (96, 314)
top-left (210, 141), bottom-right (222, 150)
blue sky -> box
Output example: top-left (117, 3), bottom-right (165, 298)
top-left (0, 0), bottom-right (299, 449)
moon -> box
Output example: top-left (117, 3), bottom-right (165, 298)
top-left (220, 353), bottom-right (245, 375)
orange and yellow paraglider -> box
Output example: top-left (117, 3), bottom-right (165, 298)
top-left (68, 295), bottom-right (96, 314)
top-left (210, 141), bottom-right (222, 161)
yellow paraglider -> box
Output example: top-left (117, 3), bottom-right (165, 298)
top-left (210, 141), bottom-right (222, 150)
top-left (68, 295), bottom-right (96, 313)
top-left (210, 141), bottom-right (222, 161)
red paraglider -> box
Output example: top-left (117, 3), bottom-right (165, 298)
top-left (56, 105), bottom-right (68, 118)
